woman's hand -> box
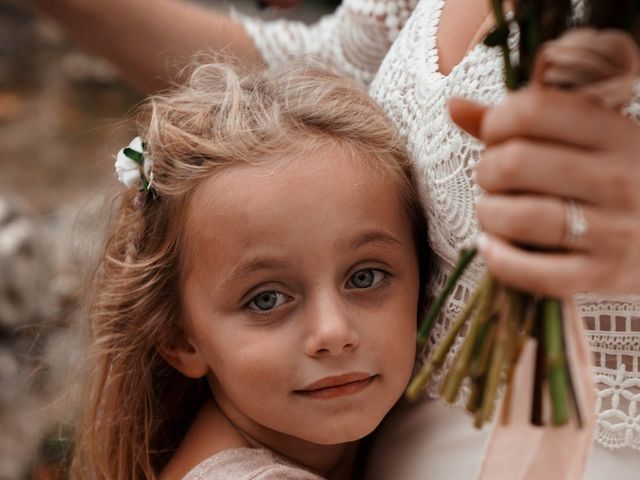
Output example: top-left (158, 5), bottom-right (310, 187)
top-left (449, 88), bottom-right (640, 297)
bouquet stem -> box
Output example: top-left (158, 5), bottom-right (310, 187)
top-left (408, 250), bottom-right (580, 428)
top-left (417, 248), bottom-right (477, 344)
top-left (543, 298), bottom-right (571, 425)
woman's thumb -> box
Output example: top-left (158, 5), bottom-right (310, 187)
top-left (448, 97), bottom-right (488, 139)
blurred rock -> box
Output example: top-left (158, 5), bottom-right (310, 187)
top-left (0, 193), bottom-right (107, 479)
top-left (0, 196), bottom-right (55, 329)
top-left (61, 52), bottom-right (120, 85)
top-left (0, 91), bottom-right (25, 123)
top-left (0, 0), bottom-right (43, 88)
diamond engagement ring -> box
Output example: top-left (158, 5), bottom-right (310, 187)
top-left (563, 199), bottom-right (589, 250)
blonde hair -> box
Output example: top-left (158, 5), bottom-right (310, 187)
top-left (72, 62), bottom-right (429, 479)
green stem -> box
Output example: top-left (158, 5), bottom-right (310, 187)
top-left (544, 298), bottom-right (571, 426)
top-left (490, 0), bottom-right (517, 89)
top-left (531, 304), bottom-right (545, 426)
top-left (418, 248), bottom-right (477, 344)
top-left (406, 277), bottom-right (487, 401)
top-left (469, 314), bottom-right (498, 379)
top-left (441, 277), bottom-right (499, 404)
top-left (560, 301), bottom-right (584, 428)
top-left (478, 290), bottom-right (511, 426)
top-left (468, 319), bottom-right (496, 423)
top-left (467, 373), bottom-right (487, 418)
top-left (499, 289), bottom-right (525, 425)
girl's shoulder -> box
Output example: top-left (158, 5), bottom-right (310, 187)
top-left (161, 400), bottom-right (325, 479)
top-left (182, 447), bottom-right (325, 480)
top-left (160, 400), bottom-right (250, 479)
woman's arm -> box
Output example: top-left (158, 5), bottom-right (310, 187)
top-left (28, 0), bottom-right (263, 92)
top-left (29, 0), bottom-right (414, 92)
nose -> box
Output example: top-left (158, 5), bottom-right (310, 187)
top-left (304, 292), bottom-right (360, 357)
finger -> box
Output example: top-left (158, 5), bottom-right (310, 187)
top-left (477, 137), bottom-right (640, 210)
top-left (449, 97), bottom-right (488, 139)
top-left (476, 194), bottom-right (632, 254)
top-left (476, 233), bottom-right (595, 297)
top-left (546, 29), bottom-right (638, 71)
top-left (475, 139), bottom-right (621, 206)
top-left (533, 29), bottom-right (640, 109)
top-left (476, 195), bottom-right (565, 249)
top-left (538, 45), bottom-right (619, 86)
top-left (480, 88), bottom-right (627, 149)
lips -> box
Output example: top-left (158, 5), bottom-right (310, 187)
top-left (295, 373), bottom-right (377, 399)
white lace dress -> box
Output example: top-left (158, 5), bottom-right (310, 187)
top-left (235, 0), bottom-right (640, 477)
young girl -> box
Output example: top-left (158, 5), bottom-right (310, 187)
top-left (71, 62), bottom-right (430, 479)
top-left (30, 0), bottom-right (640, 478)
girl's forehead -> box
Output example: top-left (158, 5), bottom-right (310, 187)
top-left (180, 146), bottom-right (412, 272)
top-left (188, 145), bottom-right (402, 223)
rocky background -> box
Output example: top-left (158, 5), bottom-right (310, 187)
top-left (0, 1), bottom-right (331, 478)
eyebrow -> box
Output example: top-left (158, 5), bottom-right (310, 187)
top-left (223, 258), bottom-right (289, 289)
top-left (221, 231), bottom-right (403, 290)
top-left (346, 230), bottom-right (404, 250)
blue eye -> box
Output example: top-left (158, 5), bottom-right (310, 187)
top-left (247, 291), bottom-right (289, 312)
top-left (347, 269), bottom-right (386, 289)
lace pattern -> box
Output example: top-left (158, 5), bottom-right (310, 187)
top-left (234, 0), bottom-right (417, 87)
top-left (236, 0), bottom-right (640, 452)
top-left (582, 296), bottom-right (640, 451)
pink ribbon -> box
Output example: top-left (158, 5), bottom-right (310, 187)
top-left (478, 301), bottom-right (596, 479)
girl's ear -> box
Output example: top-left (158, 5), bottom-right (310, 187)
top-left (160, 335), bottom-right (209, 379)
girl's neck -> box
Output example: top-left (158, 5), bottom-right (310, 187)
top-left (211, 397), bottom-right (358, 478)
top-left (162, 398), bottom-right (358, 479)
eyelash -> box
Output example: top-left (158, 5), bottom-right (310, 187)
top-left (244, 268), bottom-right (391, 315)
top-left (245, 291), bottom-right (292, 313)
top-left (345, 267), bottom-right (389, 290)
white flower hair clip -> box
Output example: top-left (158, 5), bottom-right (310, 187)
top-left (115, 136), bottom-right (155, 194)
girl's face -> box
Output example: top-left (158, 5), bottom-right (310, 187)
top-left (179, 144), bottom-right (420, 447)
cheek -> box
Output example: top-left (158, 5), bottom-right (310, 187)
top-left (205, 333), bottom-right (294, 395)
top-left (389, 273), bottom-right (421, 372)
top-left (390, 318), bottom-right (418, 375)
top-left (368, 288), bottom-right (419, 377)
top-left (206, 338), bottom-right (306, 434)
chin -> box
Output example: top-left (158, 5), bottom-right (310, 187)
top-left (302, 415), bottom-right (383, 445)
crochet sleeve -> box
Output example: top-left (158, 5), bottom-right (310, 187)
top-left (232, 0), bottom-right (417, 87)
